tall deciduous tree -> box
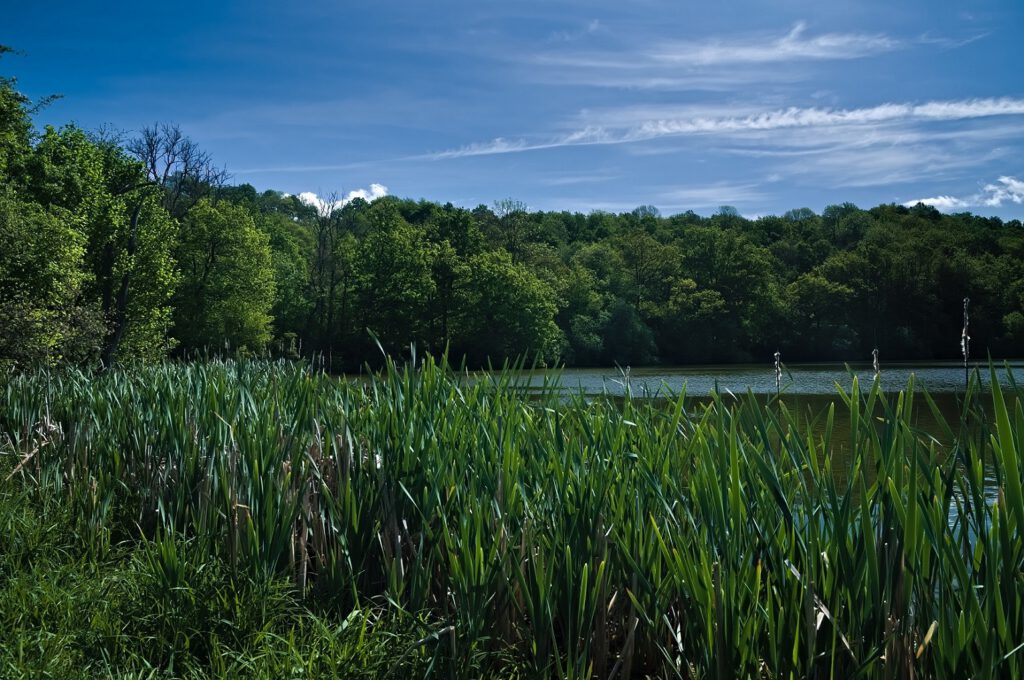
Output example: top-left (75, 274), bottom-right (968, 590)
top-left (173, 200), bottom-right (275, 353)
top-left (355, 200), bottom-right (434, 356)
top-left (0, 48), bottom-right (31, 183)
top-left (493, 198), bottom-right (534, 262)
top-left (454, 250), bottom-right (563, 365)
top-left (0, 48), bottom-right (92, 366)
top-left (256, 211), bottom-right (313, 352)
top-left (27, 126), bottom-right (179, 364)
top-left (0, 189), bottom-right (96, 365)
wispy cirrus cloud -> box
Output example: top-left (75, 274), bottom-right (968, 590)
top-left (431, 137), bottom-right (534, 159)
top-left (657, 182), bottom-right (768, 208)
top-left (649, 21), bottom-right (899, 66)
top-left (526, 21), bottom-right (909, 91)
top-left (542, 172), bottom-right (619, 187)
top-left (522, 21), bottom-right (988, 92)
top-left (776, 143), bottom-right (1008, 188)
top-left (431, 97), bottom-right (1024, 159)
top-left (535, 22), bottom-right (901, 69)
top-left (547, 19), bottom-right (603, 44)
top-left (917, 31), bottom-right (990, 50)
top-left (905, 176), bottom-right (1024, 211)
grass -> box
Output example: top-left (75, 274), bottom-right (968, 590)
top-left (0, 479), bottom-right (434, 679)
top-left (0, 356), bottom-right (1022, 678)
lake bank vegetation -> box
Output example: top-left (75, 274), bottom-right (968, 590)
top-left (2, 358), bottom-right (1022, 677)
top-left (3, 49), bottom-right (1024, 372)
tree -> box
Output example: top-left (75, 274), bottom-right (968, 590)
top-left (493, 198), bottom-right (535, 261)
top-left (425, 238), bottom-right (463, 353)
top-left (355, 201), bottom-right (434, 356)
top-left (427, 202), bottom-right (483, 256)
top-left (602, 299), bottom-right (657, 365)
top-left (678, 227), bottom-right (784, 359)
top-left (256, 212), bottom-right (314, 353)
top-left (786, 273), bottom-right (855, 358)
top-left (659, 278), bottom-right (727, 363)
top-left (28, 125), bottom-right (179, 364)
top-left (556, 264), bottom-right (609, 365)
top-left (307, 191), bottom-right (343, 352)
top-left (127, 123), bottom-right (228, 218)
top-left (614, 227), bottom-right (679, 316)
top-left (0, 189), bottom-right (99, 365)
top-left (173, 200), bottom-right (275, 352)
top-left (454, 250), bottom-right (563, 365)
top-left (0, 50), bottom-right (28, 182)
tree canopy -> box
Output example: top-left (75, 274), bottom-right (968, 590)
top-left (2, 51), bottom-right (1023, 369)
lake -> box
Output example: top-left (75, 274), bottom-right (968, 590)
top-left (513, 361), bottom-right (1023, 398)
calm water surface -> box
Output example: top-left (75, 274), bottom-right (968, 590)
top-left (514, 361), bottom-right (1022, 398)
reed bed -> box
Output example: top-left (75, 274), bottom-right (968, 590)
top-left (1, 357), bottom-right (1022, 678)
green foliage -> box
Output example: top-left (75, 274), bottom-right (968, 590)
top-left (787, 272), bottom-right (857, 355)
top-left (173, 199), bottom-right (276, 353)
top-left (355, 202), bottom-right (435, 356)
top-left (257, 212), bottom-right (313, 350)
top-left (660, 277), bottom-right (728, 363)
top-left (0, 189), bottom-right (97, 365)
top-left (0, 47), bottom-right (34, 183)
top-left (25, 125), bottom-right (179, 363)
top-left (151, 190), bottom-right (1024, 367)
top-left (556, 265), bottom-right (608, 365)
top-left (454, 250), bottom-right (564, 364)
top-left (603, 298), bottom-right (658, 364)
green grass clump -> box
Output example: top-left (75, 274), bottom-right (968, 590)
top-left (1, 357), bottom-right (1022, 678)
top-left (0, 479), bottom-right (431, 679)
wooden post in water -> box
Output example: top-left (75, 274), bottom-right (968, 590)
top-left (961, 297), bottom-right (970, 390)
top-left (872, 348), bottom-right (880, 379)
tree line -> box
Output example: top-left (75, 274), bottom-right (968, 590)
top-left (3, 53), bottom-right (1023, 370)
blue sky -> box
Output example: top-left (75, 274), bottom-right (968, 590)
top-left (5, 0), bottom-right (1024, 218)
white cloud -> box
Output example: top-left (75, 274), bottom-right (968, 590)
top-left (707, 119), bottom-right (1019, 187)
top-left (616, 98), bottom-right (1024, 138)
top-left (520, 22), bottom-right (989, 94)
top-left (344, 183), bottom-right (390, 203)
top-left (904, 195), bottom-right (972, 211)
top-left (542, 172), bottom-right (618, 187)
top-left (527, 22), bottom-right (905, 91)
top-left (774, 143), bottom-right (1005, 188)
top-left (981, 176), bottom-right (1024, 206)
top-left (431, 137), bottom-right (532, 159)
top-left (904, 176), bottom-right (1024, 212)
top-left (432, 97), bottom-right (1024, 159)
top-left (658, 183), bottom-right (767, 208)
top-left (298, 183), bottom-right (389, 215)
top-left (651, 22), bottom-right (899, 66)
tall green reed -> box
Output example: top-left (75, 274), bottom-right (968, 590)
top-left (1, 357), bottom-right (1021, 678)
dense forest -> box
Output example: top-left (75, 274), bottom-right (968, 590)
top-left (3, 53), bottom-right (1023, 370)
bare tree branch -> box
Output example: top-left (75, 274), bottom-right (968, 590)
top-left (127, 123), bottom-right (230, 216)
